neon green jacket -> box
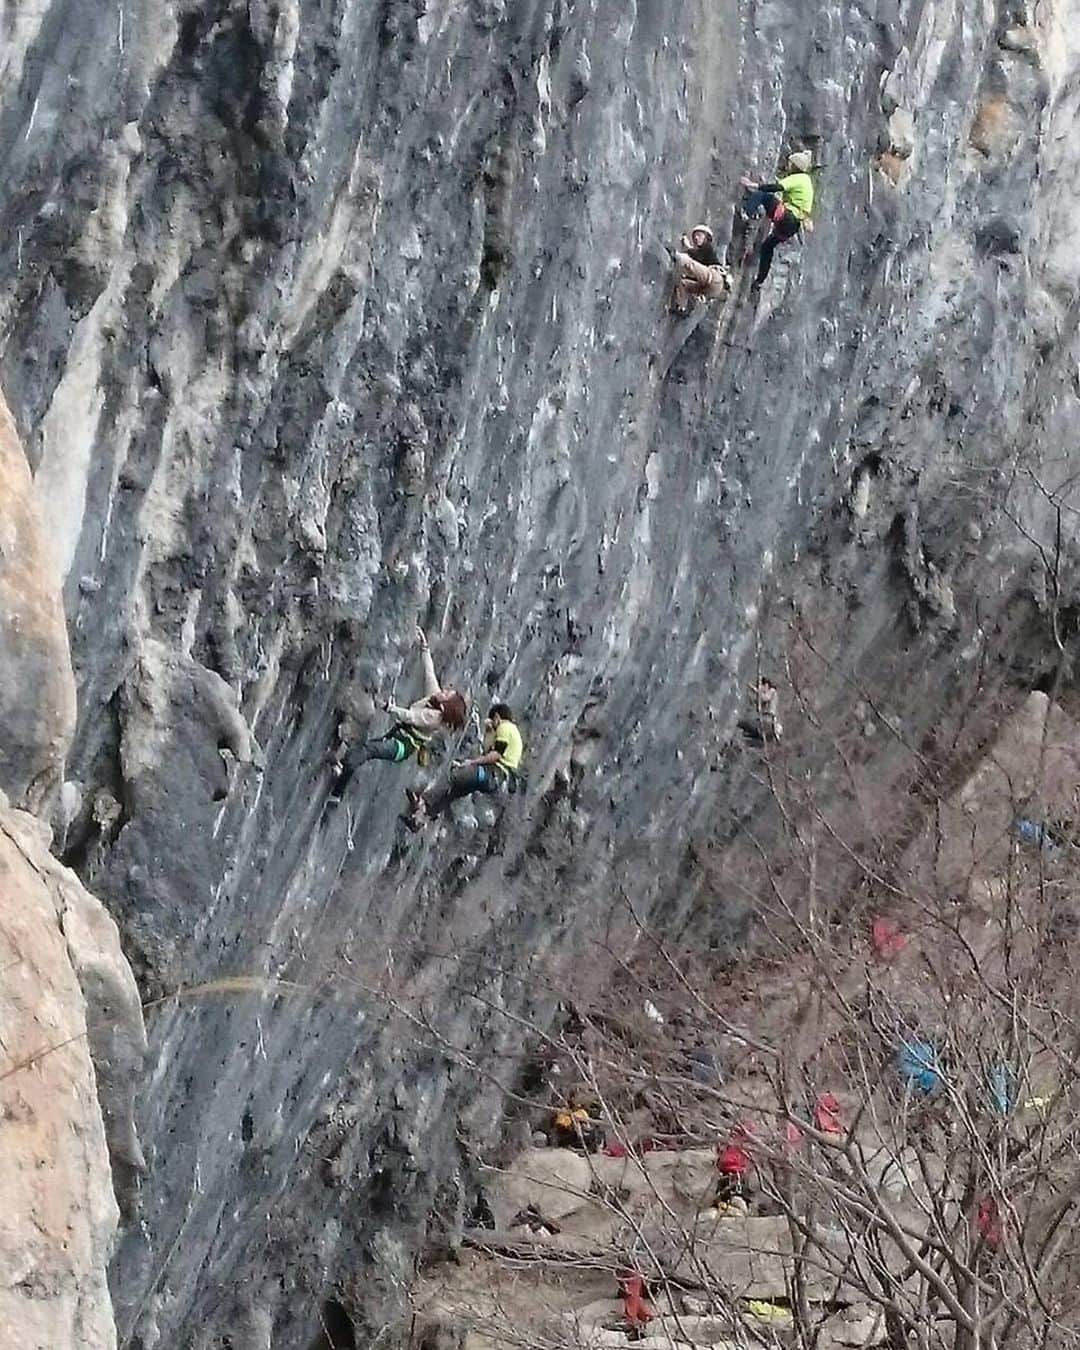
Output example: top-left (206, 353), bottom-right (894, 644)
top-left (485, 719), bottom-right (524, 772)
top-left (778, 172), bottom-right (814, 220)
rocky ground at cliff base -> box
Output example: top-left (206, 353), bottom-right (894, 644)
top-left (413, 1147), bottom-right (887, 1350)
top-left (411, 691), bottom-right (1080, 1350)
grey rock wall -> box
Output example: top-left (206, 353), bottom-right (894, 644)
top-left (2, 0), bottom-right (1079, 1345)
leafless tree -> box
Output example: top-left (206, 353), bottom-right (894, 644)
top-left (414, 686), bottom-right (1080, 1350)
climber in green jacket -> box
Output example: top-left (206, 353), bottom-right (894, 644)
top-left (740, 151), bottom-right (815, 289)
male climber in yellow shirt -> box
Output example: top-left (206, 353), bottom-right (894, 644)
top-left (740, 150), bottom-right (815, 291)
top-left (403, 702), bottom-right (524, 830)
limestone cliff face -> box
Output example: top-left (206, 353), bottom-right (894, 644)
top-left (0, 396), bottom-right (145, 1348)
top-left (0, 803), bottom-right (147, 1350)
top-left (0, 395), bottom-right (76, 810)
top-left (2, 0), bottom-right (1079, 1346)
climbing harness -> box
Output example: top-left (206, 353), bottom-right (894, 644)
top-left (391, 723), bottom-right (432, 767)
top-left (474, 762), bottom-right (525, 796)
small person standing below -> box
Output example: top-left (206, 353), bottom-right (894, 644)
top-left (404, 702), bottom-right (524, 830)
top-left (671, 224), bottom-right (731, 313)
top-left (738, 677), bottom-right (783, 745)
top-left (740, 151), bottom-right (815, 291)
top-left (329, 627), bottom-right (467, 801)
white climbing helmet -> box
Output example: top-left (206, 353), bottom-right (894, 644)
top-left (787, 150), bottom-right (813, 173)
top-left (690, 223), bottom-right (714, 240)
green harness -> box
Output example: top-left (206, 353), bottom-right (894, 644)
top-left (391, 723), bottom-right (431, 767)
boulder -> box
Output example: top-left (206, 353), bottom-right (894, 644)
top-left (591, 1148), bottom-right (718, 1214)
top-left (664, 1217), bottom-right (801, 1298)
top-left (568, 1298), bottom-right (629, 1328)
top-left (679, 1296), bottom-right (720, 1316)
top-left (52, 837), bottom-right (149, 1192)
top-left (0, 393), bottom-right (76, 809)
top-left (650, 1313), bottom-right (738, 1344)
top-left (818, 1305), bottom-right (887, 1349)
top-left (670, 1150), bottom-right (721, 1209)
top-left (0, 802), bottom-right (146, 1348)
top-left (562, 1327), bottom-right (632, 1348)
top-left (489, 1148), bottom-right (593, 1226)
top-left (635, 1334), bottom-right (742, 1350)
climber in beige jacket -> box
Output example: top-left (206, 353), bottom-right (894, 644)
top-left (329, 627), bottom-right (468, 800)
top-left (672, 224), bottom-right (731, 312)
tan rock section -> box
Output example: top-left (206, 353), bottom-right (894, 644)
top-left (906, 691), bottom-right (1080, 899)
top-left (0, 394), bottom-right (77, 810)
top-left (488, 1147), bottom-right (593, 1228)
top-left (0, 802), bottom-right (146, 1350)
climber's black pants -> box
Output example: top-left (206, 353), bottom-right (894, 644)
top-left (424, 763), bottom-right (500, 818)
top-left (738, 716), bottom-right (779, 744)
top-left (755, 213), bottom-right (801, 285)
top-left (332, 734), bottom-right (413, 798)
top-left (744, 189), bottom-right (782, 219)
top-left (350, 734), bottom-right (412, 768)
